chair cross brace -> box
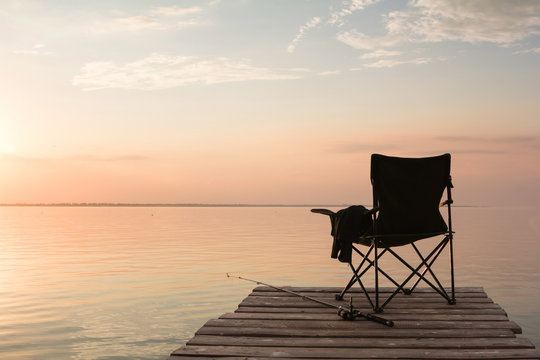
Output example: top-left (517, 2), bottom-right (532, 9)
top-left (337, 246), bottom-right (404, 302)
top-left (376, 235), bottom-right (454, 312)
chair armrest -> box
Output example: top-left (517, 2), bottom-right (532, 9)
top-left (311, 207), bottom-right (379, 216)
top-left (311, 208), bottom-right (335, 216)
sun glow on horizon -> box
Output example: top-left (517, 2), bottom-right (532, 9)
top-left (0, 122), bottom-right (17, 154)
top-left (2, 144), bottom-right (16, 154)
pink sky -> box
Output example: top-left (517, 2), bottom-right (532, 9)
top-left (1, 1), bottom-right (539, 206)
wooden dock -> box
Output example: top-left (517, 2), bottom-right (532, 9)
top-left (168, 286), bottom-right (540, 359)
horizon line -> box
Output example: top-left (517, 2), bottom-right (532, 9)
top-left (0, 202), bottom-right (484, 208)
top-left (0, 202), bottom-right (347, 208)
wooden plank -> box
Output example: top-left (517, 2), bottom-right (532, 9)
top-left (239, 298), bottom-right (498, 309)
top-left (242, 296), bottom-right (494, 304)
top-left (195, 326), bottom-right (517, 339)
top-left (203, 318), bottom-right (522, 333)
top-left (242, 295), bottom-right (494, 303)
top-left (171, 357), bottom-right (315, 360)
top-left (187, 335), bottom-right (535, 349)
top-left (252, 286), bottom-right (485, 293)
top-left (248, 291), bottom-right (488, 298)
top-left (169, 358), bottom-right (403, 360)
top-left (172, 345), bottom-right (540, 359)
top-left (235, 306), bottom-right (508, 316)
top-left (239, 303), bottom-right (503, 311)
top-left (171, 358), bottom-right (538, 360)
top-left (219, 312), bottom-right (510, 322)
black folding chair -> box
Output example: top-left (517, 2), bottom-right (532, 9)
top-left (315, 153), bottom-right (455, 313)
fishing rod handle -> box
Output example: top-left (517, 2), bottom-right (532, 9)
top-left (363, 312), bottom-right (394, 327)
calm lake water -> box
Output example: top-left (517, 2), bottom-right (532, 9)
top-left (0, 205), bottom-right (539, 359)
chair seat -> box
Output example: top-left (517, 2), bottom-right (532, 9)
top-left (357, 231), bottom-right (449, 248)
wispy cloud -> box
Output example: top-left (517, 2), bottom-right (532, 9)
top-left (72, 54), bottom-right (301, 90)
top-left (287, 16), bottom-right (321, 53)
top-left (149, 6), bottom-right (202, 17)
top-left (287, 67), bottom-right (311, 73)
top-left (337, 29), bottom-right (401, 50)
top-left (329, 142), bottom-right (398, 153)
top-left (328, 135), bottom-right (540, 157)
top-left (107, 15), bottom-right (164, 31)
top-left (318, 70), bottom-right (341, 76)
top-left (392, 1), bottom-right (540, 44)
top-left (360, 49), bottom-right (402, 59)
top-left (96, 6), bottom-right (204, 32)
top-left (437, 135), bottom-right (540, 144)
top-left (288, 0), bottom-right (381, 53)
top-left (12, 43), bottom-right (52, 56)
top-left (338, 1), bottom-right (540, 50)
top-left (328, 0), bottom-right (382, 27)
top-left (0, 153), bottom-right (150, 162)
top-left (419, 149), bottom-right (505, 155)
top-left (434, 135), bottom-right (540, 153)
top-left (513, 47), bottom-right (540, 55)
top-left (68, 154), bottom-right (151, 162)
top-left (363, 57), bottom-right (443, 68)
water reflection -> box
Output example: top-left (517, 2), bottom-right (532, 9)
top-left (0, 206), bottom-right (538, 359)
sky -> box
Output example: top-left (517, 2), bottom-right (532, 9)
top-left (0, 0), bottom-right (539, 206)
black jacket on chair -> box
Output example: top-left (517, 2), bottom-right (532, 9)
top-left (329, 205), bottom-right (373, 263)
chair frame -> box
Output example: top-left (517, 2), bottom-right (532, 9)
top-left (336, 156), bottom-right (456, 313)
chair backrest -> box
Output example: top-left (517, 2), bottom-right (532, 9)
top-left (371, 153), bottom-right (451, 246)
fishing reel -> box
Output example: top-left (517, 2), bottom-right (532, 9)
top-left (337, 298), bottom-right (358, 320)
top-left (337, 307), bottom-right (357, 320)
top-left (337, 298), bottom-right (394, 327)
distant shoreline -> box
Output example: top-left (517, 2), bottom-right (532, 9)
top-left (0, 203), bottom-right (484, 208)
top-left (0, 203), bottom-right (346, 208)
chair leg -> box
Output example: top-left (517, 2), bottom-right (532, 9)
top-left (336, 274), bottom-right (356, 301)
top-left (446, 186), bottom-right (456, 305)
top-left (449, 233), bottom-right (456, 305)
top-left (348, 262), bottom-right (374, 309)
top-left (336, 245), bottom-right (374, 300)
top-left (374, 240), bottom-right (381, 312)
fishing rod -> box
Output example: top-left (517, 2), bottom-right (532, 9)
top-left (227, 273), bottom-right (394, 327)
